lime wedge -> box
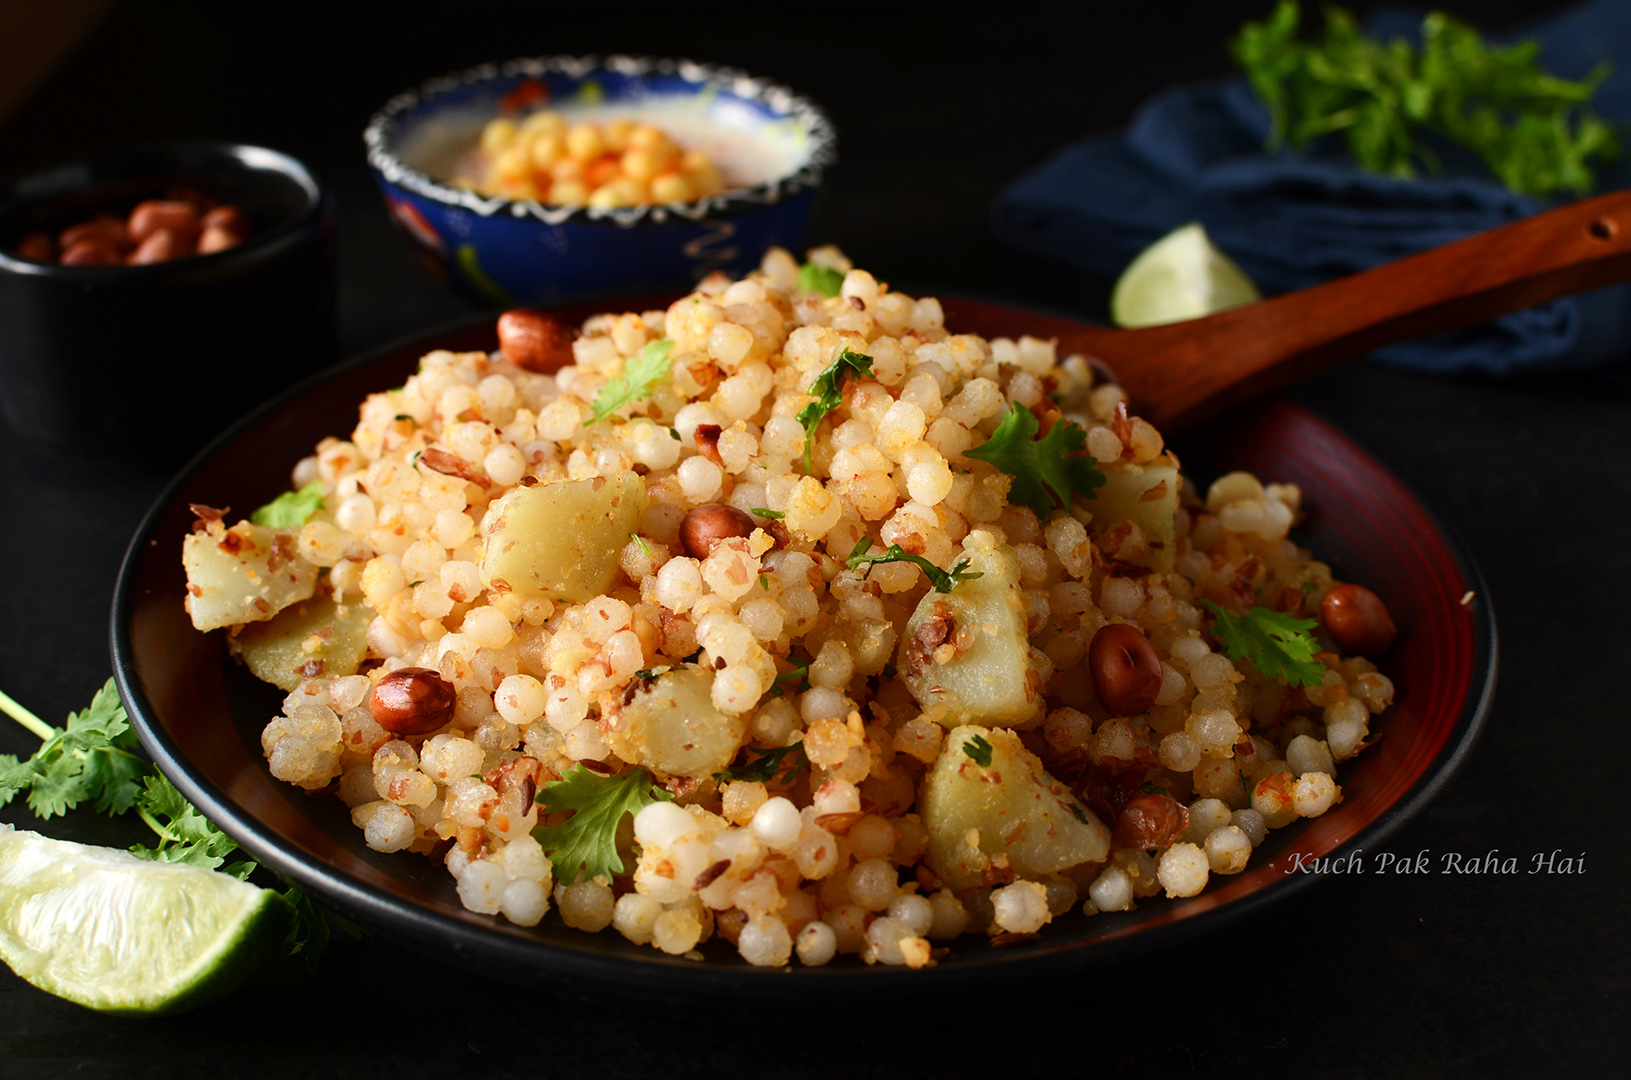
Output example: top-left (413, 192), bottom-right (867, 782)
top-left (0, 824), bottom-right (293, 1014)
top-left (1110, 222), bottom-right (1262, 328)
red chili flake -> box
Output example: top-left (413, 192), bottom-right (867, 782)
top-left (188, 503), bottom-right (227, 534)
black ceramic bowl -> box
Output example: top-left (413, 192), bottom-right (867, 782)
top-left (0, 142), bottom-right (336, 467)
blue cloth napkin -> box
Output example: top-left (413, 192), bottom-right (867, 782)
top-left (993, 0), bottom-right (1631, 375)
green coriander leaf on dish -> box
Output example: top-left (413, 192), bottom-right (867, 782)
top-left (964, 402), bottom-right (1105, 520)
top-left (589, 338), bottom-right (675, 423)
top-left (1202, 600), bottom-right (1326, 687)
top-left (532, 765), bottom-right (672, 884)
top-left (1141, 782), bottom-right (1171, 796)
top-left (797, 261), bottom-right (845, 298)
top-left (796, 347), bottom-right (874, 472)
top-left (749, 508), bottom-right (784, 519)
top-left (962, 734), bottom-right (994, 768)
top-left (714, 744), bottom-right (808, 784)
top-left (279, 885), bottom-right (366, 975)
top-left (250, 481), bottom-right (326, 529)
top-left (631, 533), bottom-right (651, 557)
top-left (846, 538), bottom-right (981, 594)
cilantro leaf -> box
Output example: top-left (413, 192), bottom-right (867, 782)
top-left (962, 734), bottom-right (994, 768)
top-left (0, 680), bottom-right (146, 820)
top-left (251, 481), bottom-right (326, 528)
top-left (589, 338), bottom-right (675, 423)
top-left (1201, 600), bottom-right (1326, 687)
top-left (749, 508), bottom-right (784, 519)
top-left (964, 402), bottom-right (1105, 520)
top-left (532, 765), bottom-right (672, 884)
top-left (797, 261), bottom-right (845, 298)
top-left (1, 678), bottom-right (361, 971)
top-left (847, 538), bottom-right (982, 594)
top-left (130, 774), bottom-right (244, 871)
top-left (280, 886), bottom-right (367, 974)
top-left (796, 347), bottom-right (874, 472)
top-left (1232, 1), bottom-right (1619, 197)
top-left (714, 743), bottom-right (808, 784)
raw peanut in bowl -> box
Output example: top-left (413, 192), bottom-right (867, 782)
top-left (181, 246), bottom-right (1397, 968)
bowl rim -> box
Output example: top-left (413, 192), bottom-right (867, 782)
top-left (110, 299), bottom-right (1498, 998)
top-left (0, 140), bottom-right (329, 279)
top-left (362, 54), bottom-right (837, 229)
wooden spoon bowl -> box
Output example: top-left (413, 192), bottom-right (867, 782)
top-left (1014, 188), bottom-right (1631, 431)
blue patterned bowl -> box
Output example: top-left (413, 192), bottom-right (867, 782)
top-left (364, 56), bottom-right (835, 306)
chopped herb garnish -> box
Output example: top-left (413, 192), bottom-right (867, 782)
top-left (714, 743), bottom-right (808, 784)
top-left (964, 402), bottom-right (1105, 520)
top-left (589, 338), bottom-right (675, 424)
top-left (669, 427), bottom-right (681, 441)
top-left (847, 538), bottom-right (981, 594)
top-left (759, 575), bottom-right (770, 592)
top-left (532, 765), bottom-right (671, 883)
top-left (250, 481), bottom-right (326, 529)
top-left (0, 680), bottom-right (145, 819)
top-left (962, 734), bottom-right (994, 768)
top-left (1069, 803), bottom-right (1090, 825)
top-left (749, 508), bottom-right (784, 519)
top-left (1233, 1), bottom-right (1619, 198)
top-left (1301, 580), bottom-right (1318, 597)
top-left (797, 261), bottom-right (845, 298)
top-left (1140, 782), bottom-right (1170, 796)
top-left (0, 678), bottom-right (361, 971)
top-left (394, 414), bottom-right (412, 422)
top-left (796, 347), bottom-right (874, 472)
top-left (632, 533), bottom-right (651, 557)
top-left (881, 664), bottom-right (898, 680)
top-left (1202, 600), bottom-right (1325, 687)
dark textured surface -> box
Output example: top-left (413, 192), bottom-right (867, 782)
top-left (0, 1), bottom-right (1623, 1076)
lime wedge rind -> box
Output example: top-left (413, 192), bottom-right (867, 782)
top-left (0, 825), bottom-right (294, 1015)
top-left (1110, 222), bottom-right (1262, 329)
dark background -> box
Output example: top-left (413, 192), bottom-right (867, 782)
top-left (1, 1), bottom-right (1625, 1076)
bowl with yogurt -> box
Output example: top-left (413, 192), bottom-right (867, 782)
top-left (364, 56), bottom-right (835, 305)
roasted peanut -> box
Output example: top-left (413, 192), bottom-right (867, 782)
top-left (128, 227), bottom-right (188, 265)
top-left (59, 214), bottom-right (131, 254)
top-left (1111, 793), bottom-right (1189, 851)
top-left (1088, 622), bottom-right (1163, 717)
top-left (369, 667), bottom-right (457, 735)
top-left (496, 309), bottom-right (574, 372)
top-left (59, 239), bottom-right (121, 266)
top-left (128, 199), bottom-right (201, 247)
top-left (198, 224), bottom-right (245, 254)
top-left (1321, 583), bottom-right (1396, 657)
top-left (201, 205), bottom-right (250, 236)
top-left (678, 503), bottom-right (755, 559)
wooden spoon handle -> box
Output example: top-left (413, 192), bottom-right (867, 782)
top-left (1079, 187), bottom-right (1631, 431)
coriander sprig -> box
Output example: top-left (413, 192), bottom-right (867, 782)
top-left (1201, 600), bottom-right (1326, 687)
top-left (589, 338), bottom-right (676, 424)
top-left (846, 538), bottom-right (982, 594)
top-left (0, 678), bottom-right (362, 972)
top-left (1233, 1), bottom-right (1619, 197)
top-left (964, 402), bottom-right (1105, 520)
top-left (532, 764), bottom-right (672, 884)
top-left (796, 347), bottom-right (874, 472)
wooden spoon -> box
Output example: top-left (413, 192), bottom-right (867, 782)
top-left (1031, 188), bottom-right (1631, 431)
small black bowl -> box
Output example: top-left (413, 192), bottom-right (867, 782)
top-left (0, 142), bottom-right (336, 467)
